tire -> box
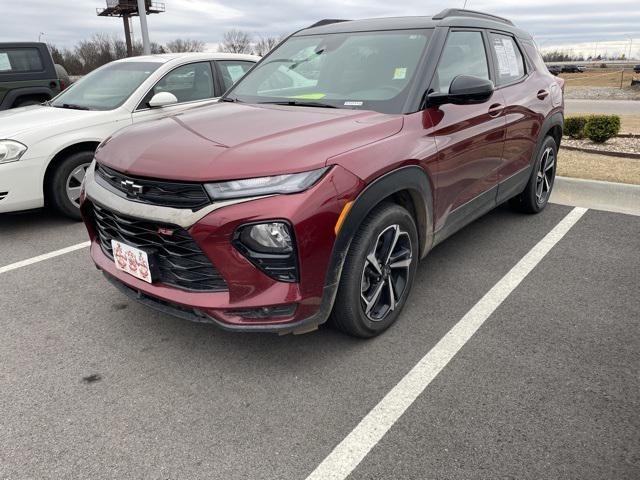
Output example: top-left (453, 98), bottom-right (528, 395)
top-left (509, 136), bottom-right (557, 214)
top-left (47, 151), bottom-right (93, 220)
top-left (330, 203), bottom-right (419, 338)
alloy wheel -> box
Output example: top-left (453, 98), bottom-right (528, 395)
top-left (535, 147), bottom-right (555, 205)
top-left (360, 224), bottom-right (413, 321)
top-left (65, 163), bottom-right (90, 208)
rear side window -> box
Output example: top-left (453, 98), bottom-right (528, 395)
top-left (489, 33), bottom-right (526, 85)
top-left (217, 61), bottom-right (254, 91)
top-left (0, 48), bottom-right (44, 73)
top-left (432, 31), bottom-right (489, 94)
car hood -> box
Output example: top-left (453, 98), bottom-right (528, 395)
top-left (95, 102), bottom-right (403, 182)
top-left (0, 105), bottom-right (112, 141)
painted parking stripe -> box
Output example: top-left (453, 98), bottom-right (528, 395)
top-left (0, 241), bottom-right (90, 275)
top-left (306, 207), bottom-right (588, 480)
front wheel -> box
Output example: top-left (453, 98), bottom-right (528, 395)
top-left (330, 203), bottom-right (419, 338)
top-left (48, 151), bottom-right (93, 220)
top-left (510, 136), bottom-right (557, 214)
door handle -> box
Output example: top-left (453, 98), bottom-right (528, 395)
top-left (537, 89), bottom-right (549, 100)
top-left (488, 103), bottom-right (503, 117)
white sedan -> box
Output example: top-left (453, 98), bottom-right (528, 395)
top-left (0, 52), bottom-right (258, 219)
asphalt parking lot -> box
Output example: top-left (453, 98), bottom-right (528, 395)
top-left (1, 203), bottom-right (639, 479)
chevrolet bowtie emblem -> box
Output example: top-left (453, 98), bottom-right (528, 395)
top-left (121, 179), bottom-right (145, 196)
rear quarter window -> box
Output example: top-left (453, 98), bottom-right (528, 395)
top-left (0, 48), bottom-right (45, 73)
top-left (489, 33), bottom-right (526, 85)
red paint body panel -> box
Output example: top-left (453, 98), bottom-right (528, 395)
top-left (96, 103), bottom-right (403, 182)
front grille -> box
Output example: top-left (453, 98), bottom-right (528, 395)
top-left (95, 163), bottom-right (211, 210)
top-left (91, 202), bottom-right (227, 292)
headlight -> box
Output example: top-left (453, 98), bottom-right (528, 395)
top-left (204, 167), bottom-right (329, 200)
top-left (0, 140), bottom-right (28, 164)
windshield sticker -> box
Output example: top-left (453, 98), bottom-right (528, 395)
top-left (393, 67), bottom-right (407, 80)
top-left (0, 53), bottom-right (11, 72)
top-left (344, 101), bottom-right (363, 106)
top-left (290, 93), bottom-right (326, 100)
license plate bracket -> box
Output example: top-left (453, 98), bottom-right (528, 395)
top-left (111, 240), bottom-right (158, 284)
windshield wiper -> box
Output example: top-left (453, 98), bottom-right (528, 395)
top-left (259, 100), bottom-right (337, 109)
top-left (220, 97), bottom-right (242, 103)
top-left (59, 103), bottom-right (91, 111)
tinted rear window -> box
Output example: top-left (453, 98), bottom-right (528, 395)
top-left (0, 48), bottom-right (45, 73)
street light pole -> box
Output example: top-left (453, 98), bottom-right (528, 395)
top-left (137, 0), bottom-right (151, 55)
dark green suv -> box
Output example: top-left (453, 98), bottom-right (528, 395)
top-left (0, 42), bottom-right (62, 110)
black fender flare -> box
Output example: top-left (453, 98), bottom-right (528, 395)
top-left (325, 165), bottom-right (434, 290)
top-left (0, 86), bottom-right (54, 109)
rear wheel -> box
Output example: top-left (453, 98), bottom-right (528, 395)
top-left (48, 151), bottom-right (93, 220)
top-left (331, 203), bottom-right (419, 338)
top-left (510, 136), bottom-right (557, 214)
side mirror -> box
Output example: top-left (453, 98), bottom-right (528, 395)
top-left (148, 91), bottom-right (178, 108)
top-left (427, 75), bottom-right (494, 107)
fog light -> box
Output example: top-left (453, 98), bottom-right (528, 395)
top-left (233, 221), bottom-right (299, 282)
top-left (244, 222), bottom-right (292, 253)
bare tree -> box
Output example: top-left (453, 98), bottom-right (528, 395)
top-left (219, 29), bottom-right (254, 54)
top-left (254, 36), bottom-right (281, 57)
top-left (165, 38), bottom-right (205, 53)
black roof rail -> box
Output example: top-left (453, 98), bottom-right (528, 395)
top-left (307, 19), bottom-right (351, 29)
top-left (432, 9), bottom-right (514, 26)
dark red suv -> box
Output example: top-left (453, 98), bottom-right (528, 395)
top-left (81, 9), bottom-right (564, 337)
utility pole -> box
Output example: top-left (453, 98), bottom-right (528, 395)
top-left (122, 14), bottom-right (133, 56)
top-left (137, 0), bottom-right (151, 55)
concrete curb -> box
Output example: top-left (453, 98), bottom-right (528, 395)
top-left (550, 176), bottom-right (640, 216)
top-left (562, 145), bottom-right (640, 160)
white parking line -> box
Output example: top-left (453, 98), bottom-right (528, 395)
top-left (305, 207), bottom-right (588, 480)
top-left (0, 241), bottom-right (90, 275)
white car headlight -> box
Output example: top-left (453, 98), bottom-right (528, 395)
top-left (0, 140), bottom-right (28, 164)
top-left (204, 167), bottom-right (329, 200)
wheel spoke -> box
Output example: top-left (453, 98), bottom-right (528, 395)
top-left (71, 166), bottom-right (87, 184)
top-left (536, 179), bottom-right (544, 198)
top-left (383, 226), bottom-right (400, 265)
top-left (387, 277), bottom-right (396, 312)
top-left (67, 186), bottom-right (82, 202)
top-left (367, 253), bottom-right (383, 275)
top-left (364, 280), bottom-right (385, 316)
top-left (545, 158), bottom-right (555, 172)
top-left (544, 176), bottom-right (550, 193)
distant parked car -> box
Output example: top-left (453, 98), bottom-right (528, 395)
top-left (562, 64), bottom-right (585, 73)
top-left (634, 64), bottom-right (640, 74)
top-left (547, 65), bottom-right (562, 76)
top-left (0, 52), bottom-right (259, 219)
top-left (54, 63), bottom-right (72, 91)
top-left (0, 42), bottom-right (62, 110)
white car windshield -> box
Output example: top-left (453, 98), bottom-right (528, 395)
top-left (50, 61), bottom-right (161, 111)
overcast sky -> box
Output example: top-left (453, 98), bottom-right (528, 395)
top-left (1, 0), bottom-right (638, 57)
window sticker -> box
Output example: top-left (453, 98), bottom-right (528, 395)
top-left (501, 38), bottom-right (520, 76)
top-left (344, 101), bottom-right (363, 106)
top-left (493, 39), bottom-right (511, 76)
top-left (226, 65), bottom-right (246, 82)
top-left (393, 67), bottom-right (407, 80)
top-left (0, 53), bottom-right (11, 72)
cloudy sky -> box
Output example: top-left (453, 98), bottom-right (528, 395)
top-left (1, 0), bottom-right (639, 57)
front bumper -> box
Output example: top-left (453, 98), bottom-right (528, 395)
top-left (82, 162), bottom-right (363, 332)
top-left (0, 155), bottom-right (47, 213)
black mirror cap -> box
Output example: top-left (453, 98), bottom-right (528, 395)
top-left (425, 75), bottom-right (494, 108)
top-left (448, 75), bottom-right (494, 105)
